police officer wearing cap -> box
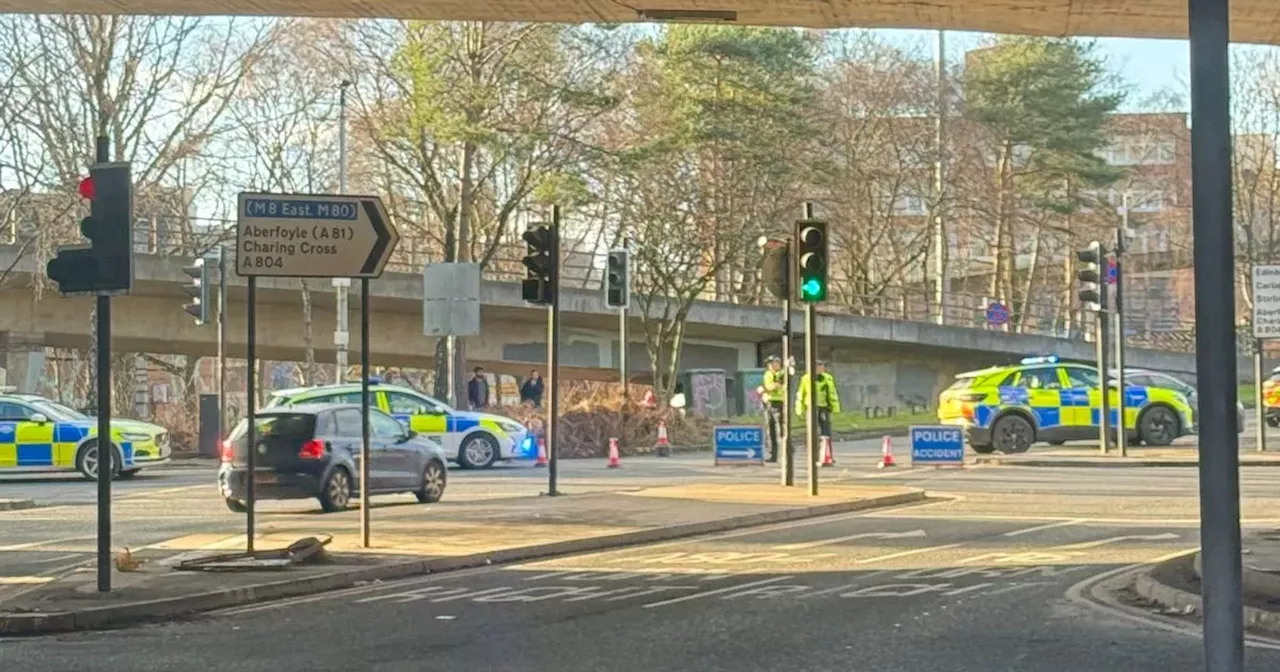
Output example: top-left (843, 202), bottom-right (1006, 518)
top-left (758, 355), bottom-right (787, 462)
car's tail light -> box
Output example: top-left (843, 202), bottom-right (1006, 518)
top-left (219, 439), bottom-right (234, 463)
top-left (298, 439), bottom-right (326, 460)
top-left (961, 404), bottom-right (976, 421)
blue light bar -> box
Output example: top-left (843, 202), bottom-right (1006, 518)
top-left (1020, 355), bottom-right (1059, 365)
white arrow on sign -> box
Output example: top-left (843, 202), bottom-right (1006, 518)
top-left (1051, 533), bottom-right (1180, 550)
top-left (773, 529), bottom-right (927, 551)
top-left (235, 192), bottom-right (400, 279)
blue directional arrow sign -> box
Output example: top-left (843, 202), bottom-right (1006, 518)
top-left (714, 425), bottom-right (765, 466)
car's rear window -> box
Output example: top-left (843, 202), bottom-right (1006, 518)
top-left (227, 413), bottom-right (316, 442)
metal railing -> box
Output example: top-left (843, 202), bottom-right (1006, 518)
top-left (135, 224), bottom-right (1199, 351)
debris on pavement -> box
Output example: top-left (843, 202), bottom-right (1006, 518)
top-left (175, 536), bottom-right (332, 572)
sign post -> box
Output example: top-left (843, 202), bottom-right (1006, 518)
top-left (236, 193), bottom-right (398, 550)
top-left (909, 426), bottom-right (965, 467)
top-left (1251, 265), bottom-right (1280, 452)
top-left (713, 425), bottom-right (766, 466)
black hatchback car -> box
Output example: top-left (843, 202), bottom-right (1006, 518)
top-left (218, 403), bottom-right (448, 513)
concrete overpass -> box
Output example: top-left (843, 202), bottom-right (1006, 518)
top-left (0, 245), bottom-right (1204, 409)
top-left (5, 1), bottom-right (1279, 45)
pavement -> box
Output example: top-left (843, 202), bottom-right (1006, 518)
top-left (3, 492), bottom-right (1278, 671)
top-left (0, 444), bottom-right (925, 634)
top-left (972, 444), bottom-right (1280, 468)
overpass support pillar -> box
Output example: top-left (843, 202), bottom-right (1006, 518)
top-left (0, 331), bottom-right (46, 394)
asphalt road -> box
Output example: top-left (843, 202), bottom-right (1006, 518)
top-left (3, 502), bottom-right (1278, 671)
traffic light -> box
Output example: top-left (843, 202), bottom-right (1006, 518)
top-left (794, 219), bottom-right (828, 302)
top-left (605, 248), bottom-right (630, 308)
top-left (46, 162), bottom-right (134, 296)
top-left (182, 257), bottom-right (212, 325)
top-left (1076, 240), bottom-right (1106, 312)
top-left (521, 225), bottom-right (556, 305)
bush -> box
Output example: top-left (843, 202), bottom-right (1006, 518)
top-left (487, 381), bottom-right (719, 458)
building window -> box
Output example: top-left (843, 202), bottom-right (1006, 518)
top-left (1101, 138), bottom-right (1176, 166)
top-left (881, 190), bottom-right (928, 217)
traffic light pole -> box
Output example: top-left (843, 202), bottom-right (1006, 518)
top-left (802, 201), bottom-right (819, 497)
top-left (217, 247), bottom-right (227, 438)
top-left (93, 135), bottom-right (113, 593)
top-left (546, 206), bottom-right (561, 497)
top-left (780, 240), bottom-right (793, 488)
top-left (245, 277), bottom-right (257, 553)
top-left (1097, 301), bottom-right (1111, 455)
top-left (1113, 229), bottom-right (1128, 458)
top-left (360, 277), bottom-right (372, 548)
top-left (1256, 341), bottom-right (1267, 453)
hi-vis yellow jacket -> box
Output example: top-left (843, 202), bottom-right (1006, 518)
top-left (796, 372), bottom-right (841, 415)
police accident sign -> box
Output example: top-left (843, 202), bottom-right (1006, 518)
top-left (235, 193), bottom-right (399, 279)
top-left (909, 426), bottom-right (965, 466)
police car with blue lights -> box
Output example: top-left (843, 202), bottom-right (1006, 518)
top-left (937, 356), bottom-right (1196, 454)
top-left (0, 389), bottom-right (171, 479)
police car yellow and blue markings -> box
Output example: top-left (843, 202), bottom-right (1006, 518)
top-left (946, 356), bottom-right (1191, 438)
top-left (0, 421), bottom-right (134, 468)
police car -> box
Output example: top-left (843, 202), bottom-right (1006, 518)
top-left (0, 390), bottom-right (171, 479)
top-left (265, 381), bottom-right (530, 469)
top-left (938, 356), bottom-right (1195, 454)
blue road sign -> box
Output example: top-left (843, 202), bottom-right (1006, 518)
top-left (910, 425), bottom-right (965, 466)
top-left (714, 425), bottom-right (765, 466)
top-left (985, 302), bottom-right (1009, 326)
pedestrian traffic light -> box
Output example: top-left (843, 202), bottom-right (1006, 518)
top-left (794, 219), bottom-right (828, 303)
top-left (182, 257), bottom-right (212, 325)
top-left (1076, 240), bottom-right (1107, 312)
top-left (46, 162), bottom-right (134, 296)
top-left (605, 248), bottom-right (630, 308)
top-left (521, 225), bottom-right (556, 305)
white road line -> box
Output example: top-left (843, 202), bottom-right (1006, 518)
top-left (773, 529), bottom-right (926, 551)
top-left (1002, 519), bottom-right (1089, 537)
top-left (641, 575), bottom-right (795, 609)
top-left (853, 543), bottom-right (967, 565)
top-left (798, 570), bottom-right (892, 599)
top-left (1052, 533), bottom-right (1180, 550)
top-left (0, 535), bottom-right (95, 551)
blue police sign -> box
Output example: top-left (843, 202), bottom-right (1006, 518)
top-left (713, 425), bottom-right (765, 466)
top-left (910, 425), bottom-right (965, 466)
top-left (985, 302), bottom-right (1009, 326)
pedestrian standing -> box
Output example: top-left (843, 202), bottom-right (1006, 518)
top-left (797, 360), bottom-right (841, 439)
top-left (758, 356), bottom-right (787, 463)
top-left (467, 366), bottom-right (490, 410)
top-left (520, 369), bottom-right (544, 408)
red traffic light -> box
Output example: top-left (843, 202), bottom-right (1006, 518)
top-left (78, 176), bottom-right (95, 200)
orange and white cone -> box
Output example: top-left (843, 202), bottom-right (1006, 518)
top-left (878, 435), bottom-right (896, 469)
top-left (534, 437), bottom-right (548, 467)
top-left (655, 420), bottom-right (670, 457)
top-left (607, 437), bottom-right (621, 468)
top-left (820, 436), bottom-right (835, 467)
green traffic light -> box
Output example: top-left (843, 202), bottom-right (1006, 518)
top-left (801, 277), bottom-right (824, 300)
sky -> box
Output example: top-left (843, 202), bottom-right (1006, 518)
top-left (873, 29), bottom-right (1270, 113)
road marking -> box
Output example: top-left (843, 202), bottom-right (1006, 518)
top-left (1002, 519), bottom-right (1088, 537)
top-left (0, 576), bottom-right (54, 584)
top-left (772, 529), bottom-right (926, 551)
top-left (853, 543), bottom-right (966, 565)
top-left (1052, 533), bottom-right (1180, 550)
top-left (641, 575), bottom-right (795, 609)
top-left (0, 535), bottom-right (95, 551)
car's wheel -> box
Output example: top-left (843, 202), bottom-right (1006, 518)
top-left (415, 460), bottom-right (447, 504)
top-left (970, 444), bottom-right (996, 455)
top-left (318, 468), bottom-right (353, 513)
top-left (991, 415), bottom-right (1034, 454)
top-left (119, 469), bottom-right (141, 479)
top-left (458, 433), bottom-right (499, 469)
top-left (224, 498), bottom-right (247, 513)
top-left (1139, 406), bottom-right (1180, 447)
top-left (76, 441), bottom-right (122, 481)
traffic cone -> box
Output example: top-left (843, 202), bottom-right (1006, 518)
top-left (534, 437), bottom-right (548, 468)
top-left (878, 435), bottom-right (896, 469)
top-left (655, 420), bottom-right (670, 457)
top-left (820, 436), bottom-right (835, 467)
top-left (607, 437), bottom-right (621, 468)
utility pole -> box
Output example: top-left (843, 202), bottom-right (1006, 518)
top-left (217, 246), bottom-right (227, 436)
top-left (333, 79), bottom-right (353, 384)
top-left (932, 29), bottom-right (948, 325)
top-left (781, 239), bottom-right (794, 487)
